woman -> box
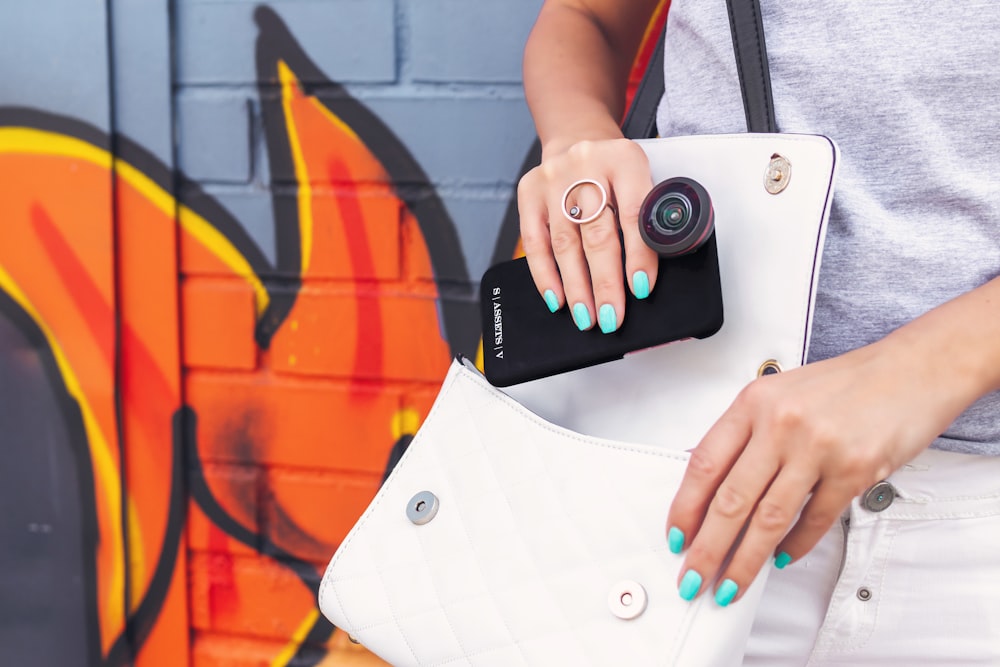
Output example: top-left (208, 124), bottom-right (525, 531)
top-left (517, 1), bottom-right (1000, 663)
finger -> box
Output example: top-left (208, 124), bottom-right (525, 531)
top-left (562, 178), bottom-right (624, 333)
top-left (710, 464), bottom-right (817, 606)
top-left (666, 405), bottom-right (752, 556)
top-left (548, 181), bottom-right (605, 331)
top-left (611, 144), bottom-right (659, 300)
top-left (675, 435), bottom-right (779, 601)
top-left (773, 479), bottom-right (857, 570)
top-left (579, 205), bottom-right (625, 333)
top-left (518, 173), bottom-right (564, 313)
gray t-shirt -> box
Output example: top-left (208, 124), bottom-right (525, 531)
top-left (656, 1), bottom-right (1000, 454)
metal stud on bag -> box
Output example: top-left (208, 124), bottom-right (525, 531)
top-left (757, 359), bottom-right (782, 377)
top-left (764, 154), bottom-right (792, 194)
top-left (407, 491), bottom-right (440, 525)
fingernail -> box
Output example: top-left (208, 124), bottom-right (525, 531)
top-left (543, 289), bottom-right (559, 313)
top-left (632, 270), bottom-right (650, 299)
top-left (715, 579), bottom-right (738, 607)
top-left (667, 527), bottom-right (685, 554)
top-left (774, 552), bottom-right (792, 569)
top-left (678, 570), bottom-right (702, 601)
top-left (572, 303), bottom-right (591, 331)
top-left (598, 304), bottom-right (617, 334)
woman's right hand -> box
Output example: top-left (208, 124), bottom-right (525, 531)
top-left (517, 137), bottom-right (659, 334)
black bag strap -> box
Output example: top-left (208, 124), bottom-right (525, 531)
top-left (621, 0), bottom-right (776, 138)
top-left (727, 0), bottom-right (776, 132)
top-left (620, 29), bottom-right (667, 140)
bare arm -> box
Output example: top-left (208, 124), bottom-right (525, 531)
top-left (523, 0), bottom-right (659, 155)
top-left (518, 0), bottom-right (662, 332)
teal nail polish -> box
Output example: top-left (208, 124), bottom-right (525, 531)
top-left (715, 579), bottom-right (739, 607)
top-left (598, 304), bottom-right (617, 334)
top-left (667, 527), bottom-right (685, 554)
top-left (678, 570), bottom-right (702, 601)
top-left (632, 270), bottom-right (650, 299)
top-left (543, 289), bottom-right (559, 313)
top-left (572, 303), bottom-right (591, 331)
top-left (774, 552), bottom-right (792, 570)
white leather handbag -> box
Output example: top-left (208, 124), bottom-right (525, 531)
top-left (319, 133), bottom-right (839, 666)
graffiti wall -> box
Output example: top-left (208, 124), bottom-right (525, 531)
top-left (0, 1), bottom-right (666, 665)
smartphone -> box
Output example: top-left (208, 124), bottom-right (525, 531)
top-left (479, 234), bottom-right (723, 387)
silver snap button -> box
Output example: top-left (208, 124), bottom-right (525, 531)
top-left (862, 481), bottom-right (895, 513)
top-left (857, 587), bottom-right (872, 602)
top-left (406, 491), bottom-right (439, 525)
top-left (764, 154), bottom-right (792, 194)
top-left (608, 580), bottom-right (647, 620)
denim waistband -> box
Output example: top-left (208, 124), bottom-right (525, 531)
top-left (855, 448), bottom-right (1000, 522)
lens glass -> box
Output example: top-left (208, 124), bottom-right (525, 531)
top-left (639, 178), bottom-right (712, 257)
top-left (653, 194), bottom-right (692, 235)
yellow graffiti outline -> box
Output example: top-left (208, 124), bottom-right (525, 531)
top-left (0, 263), bottom-right (127, 646)
top-left (0, 128), bottom-right (270, 316)
top-left (278, 60), bottom-right (315, 274)
top-left (0, 125), bottom-right (275, 625)
top-left (269, 607), bottom-right (321, 667)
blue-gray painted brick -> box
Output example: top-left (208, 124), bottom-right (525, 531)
top-left (111, 0), bottom-right (173, 165)
top-left (364, 96), bottom-right (536, 186)
top-left (259, 94), bottom-right (536, 187)
top-left (408, 0), bottom-right (544, 83)
top-left (437, 193), bottom-right (512, 283)
top-left (0, 0), bottom-right (110, 132)
top-left (177, 93), bottom-right (252, 183)
top-left (176, 0), bottom-right (396, 85)
top-left (180, 188), bottom-right (277, 267)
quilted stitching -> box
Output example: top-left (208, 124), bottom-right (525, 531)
top-left (321, 365), bottom-right (767, 665)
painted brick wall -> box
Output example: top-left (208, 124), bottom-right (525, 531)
top-left (173, 2), bottom-right (542, 665)
top-left (0, 1), bottom-right (665, 664)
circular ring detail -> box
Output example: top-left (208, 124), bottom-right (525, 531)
top-left (561, 178), bottom-right (609, 224)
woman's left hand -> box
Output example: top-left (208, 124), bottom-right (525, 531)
top-left (665, 332), bottom-right (969, 606)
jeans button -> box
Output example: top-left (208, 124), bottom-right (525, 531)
top-left (862, 481), bottom-right (895, 512)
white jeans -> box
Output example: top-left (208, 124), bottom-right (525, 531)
top-left (743, 448), bottom-right (1000, 666)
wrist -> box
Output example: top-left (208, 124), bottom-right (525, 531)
top-left (537, 114), bottom-right (626, 160)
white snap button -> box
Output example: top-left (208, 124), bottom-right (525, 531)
top-left (608, 580), bottom-right (648, 620)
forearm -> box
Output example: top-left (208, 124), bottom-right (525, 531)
top-left (523, 1), bottom-right (658, 157)
top-left (877, 273), bottom-right (1000, 428)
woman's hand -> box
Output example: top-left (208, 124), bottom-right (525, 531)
top-left (665, 328), bottom-right (977, 607)
top-left (517, 138), bottom-right (658, 332)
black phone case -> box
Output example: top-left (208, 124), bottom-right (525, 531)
top-left (480, 234), bottom-right (723, 386)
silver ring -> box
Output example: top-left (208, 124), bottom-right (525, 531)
top-left (561, 178), bottom-right (609, 224)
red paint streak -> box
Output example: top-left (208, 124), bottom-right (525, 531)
top-left (205, 542), bottom-right (240, 620)
top-left (33, 202), bottom-right (176, 459)
top-left (30, 203), bottom-right (115, 368)
top-left (326, 158), bottom-right (383, 380)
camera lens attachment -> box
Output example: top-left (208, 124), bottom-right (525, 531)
top-left (638, 177), bottom-right (714, 257)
